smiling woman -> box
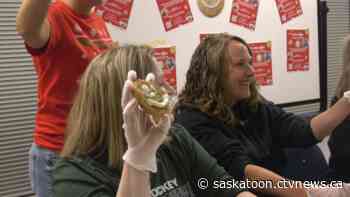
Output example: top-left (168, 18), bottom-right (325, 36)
top-left (174, 33), bottom-right (350, 197)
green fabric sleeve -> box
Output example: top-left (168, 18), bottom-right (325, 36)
top-left (172, 124), bottom-right (247, 196)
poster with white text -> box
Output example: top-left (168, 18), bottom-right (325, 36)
top-left (96, 0), bottom-right (134, 29)
top-left (153, 46), bottom-right (177, 90)
top-left (275, 0), bottom-right (303, 24)
top-left (249, 42), bottom-right (273, 86)
top-left (287, 29), bottom-right (309, 72)
top-left (230, 0), bottom-right (259, 31)
top-left (156, 0), bottom-right (194, 32)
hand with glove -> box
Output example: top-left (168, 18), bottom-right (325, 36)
top-left (121, 70), bottom-right (171, 173)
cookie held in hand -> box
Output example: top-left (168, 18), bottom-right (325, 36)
top-left (131, 79), bottom-right (170, 123)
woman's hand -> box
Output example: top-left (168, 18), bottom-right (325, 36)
top-left (121, 70), bottom-right (170, 173)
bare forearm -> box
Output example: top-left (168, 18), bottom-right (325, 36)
top-left (311, 97), bottom-right (350, 140)
top-left (16, 0), bottom-right (50, 47)
top-left (116, 163), bottom-right (151, 197)
top-left (244, 164), bottom-right (307, 197)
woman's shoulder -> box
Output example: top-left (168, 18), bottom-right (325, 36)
top-left (53, 156), bottom-right (118, 196)
top-left (54, 156), bottom-right (119, 185)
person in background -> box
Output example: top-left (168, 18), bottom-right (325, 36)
top-left (174, 33), bottom-right (350, 197)
top-left (328, 34), bottom-right (350, 183)
top-left (53, 45), bottom-right (256, 197)
top-left (16, 0), bottom-right (113, 196)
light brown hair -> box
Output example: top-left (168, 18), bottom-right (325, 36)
top-left (61, 45), bottom-right (157, 170)
top-left (335, 35), bottom-right (350, 99)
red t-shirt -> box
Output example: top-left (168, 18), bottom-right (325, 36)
top-left (26, 1), bottom-right (112, 151)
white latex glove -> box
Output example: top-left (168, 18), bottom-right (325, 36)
top-left (306, 183), bottom-right (350, 197)
top-left (121, 70), bottom-right (170, 173)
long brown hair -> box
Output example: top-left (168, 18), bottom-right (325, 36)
top-left (176, 33), bottom-right (261, 127)
top-left (61, 45), bottom-right (157, 170)
top-left (335, 35), bottom-right (350, 99)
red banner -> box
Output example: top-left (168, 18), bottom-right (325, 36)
top-left (287, 29), bottom-right (309, 72)
top-left (275, 0), bottom-right (303, 24)
top-left (230, 0), bottom-right (259, 31)
top-left (153, 47), bottom-right (177, 90)
top-left (249, 42), bottom-right (273, 86)
top-left (96, 0), bottom-right (134, 29)
top-left (156, 0), bottom-right (194, 32)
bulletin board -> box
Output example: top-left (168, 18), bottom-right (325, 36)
top-left (103, 0), bottom-right (322, 105)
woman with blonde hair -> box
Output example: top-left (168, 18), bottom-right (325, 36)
top-left (52, 45), bottom-right (256, 197)
top-left (328, 35), bottom-right (350, 183)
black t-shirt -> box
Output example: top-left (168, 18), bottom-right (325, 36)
top-left (174, 101), bottom-right (319, 179)
top-left (53, 124), bottom-right (246, 197)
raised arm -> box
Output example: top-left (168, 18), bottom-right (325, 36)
top-left (311, 96), bottom-right (350, 140)
top-left (16, 0), bottom-right (51, 48)
top-left (116, 164), bottom-right (150, 197)
top-left (118, 71), bottom-right (170, 197)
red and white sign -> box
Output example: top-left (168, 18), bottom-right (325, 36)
top-left (249, 42), bottom-right (273, 86)
top-left (156, 0), bottom-right (194, 32)
top-left (275, 0), bottom-right (303, 24)
top-left (96, 0), bottom-right (134, 29)
top-left (153, 46), bottom-right (177, 90)
top-left (230, 0), bottom-right (259, 31)
top-left (287, 29), bottom-right (309, 72)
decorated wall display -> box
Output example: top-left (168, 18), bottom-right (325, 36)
top-left (109, 0), bottom-right (320, 104)
top-left (275, 0), bottom-right (303, 24)
top-left (155, 0), bottom-right (194, 32)
top-left (230, 0), bottom-right (259, 31)
top-left (96, 0), bottom-right (134, 29)
top-left (249, 42), bottom-right (273, 86)
top-left (287, 29), bottom-right (309, 72)
top-left (153, 46), bottom-right (177, 90)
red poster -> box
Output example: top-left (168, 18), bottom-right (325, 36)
top-left (230, 0), bottom-right (259, 31)
top-left (96, 0), bottom-right (133, 29)
top-left (287, 29), bottom-right (309, 72)
top-left (275, 0), bottom-right (303, 24)
top-left (156, 0), bottom-right (194, 32)
top-left (248, 42), bottom-right (273, 86)
top-left (153, 47), bottom-right (177, 90)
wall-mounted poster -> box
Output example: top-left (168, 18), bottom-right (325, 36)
top-left (153, 46), bottom-right (177, 90)
top-left (275, 0), bottom-right (303, 24)
top-left (96, 0), bottom-right (134, 29)
top-left (287, 29), bottom-right (309, 72)
top-left (156, 0), bottom-right (194, 32)
top-left (249, 42), bottom-right (273, 86)
top-left (230, 0), bottom-right (259, 31)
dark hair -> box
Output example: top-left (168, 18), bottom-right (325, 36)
top-left (176, 33), bottom-right (261, 127)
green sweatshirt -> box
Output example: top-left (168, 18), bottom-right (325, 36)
top-left (53, 124), bottom-right (246, 197)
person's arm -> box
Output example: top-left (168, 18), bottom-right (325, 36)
top-left (244, 164), bottom-right (308, 197)
top-left (175, 109), bottom-right (307, 196)
top-left (116, 163), bottom-right (150, 197)
top-left (311, 97), bottom-right (350, 140)
top-left (174, 125), bottom-right (254, 196)
top-left (16, 0), bottom-right (51, 48)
